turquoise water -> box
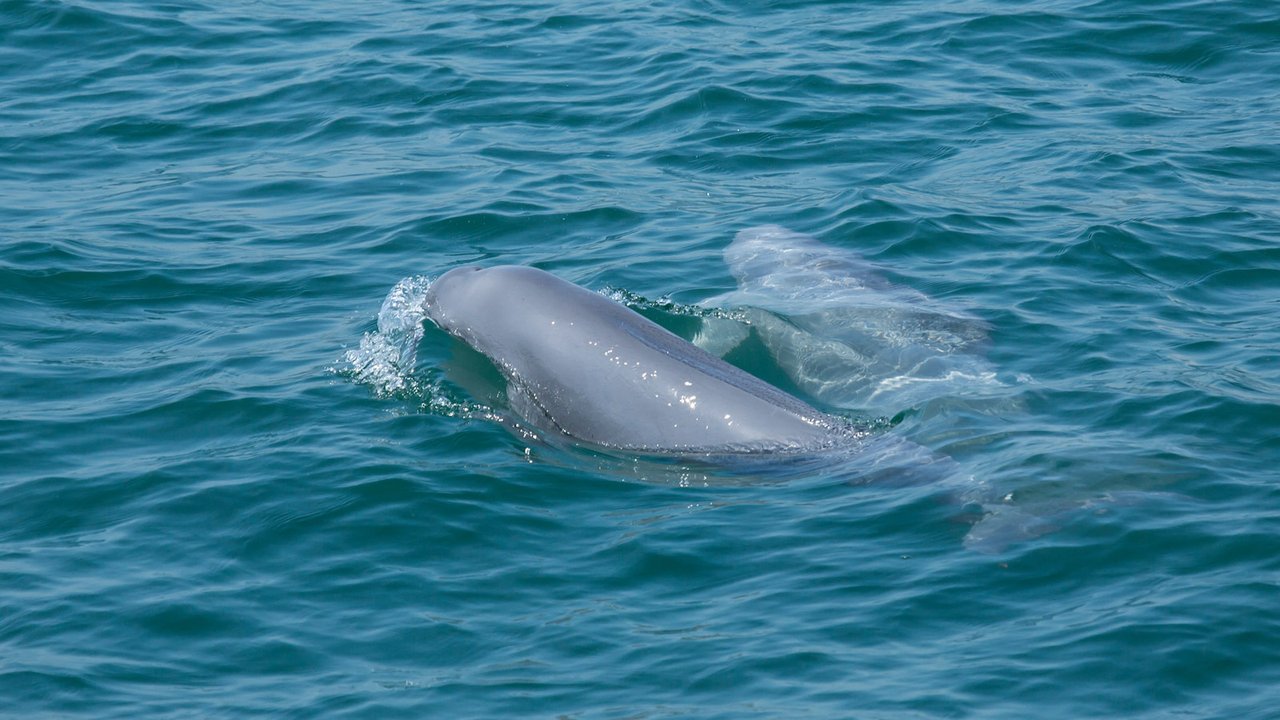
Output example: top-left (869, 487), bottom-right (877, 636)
top-left (3, 0), bottom-right (1279, 716)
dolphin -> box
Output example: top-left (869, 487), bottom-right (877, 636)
top-left (695, 225), bottom-right (1001, 414)
top-left (380, 233), bottom-right (1070, 550)
top-left (423, 265), bottom-right (853, 454)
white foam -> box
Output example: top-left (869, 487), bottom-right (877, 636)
top-left (343, 275), bottom-right (432, 397)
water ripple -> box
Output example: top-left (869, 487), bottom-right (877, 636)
top-left (3, 0), bottom-right (1280, 717)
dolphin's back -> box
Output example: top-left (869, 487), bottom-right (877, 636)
top-left (426, 265), bottom-right (842, 453)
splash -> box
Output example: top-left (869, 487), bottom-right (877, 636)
top-left (343, 275), bottom-right (432, 397)
top-left (341, 275), bottom-right (501, 425)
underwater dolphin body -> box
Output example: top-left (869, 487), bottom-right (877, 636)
top-left (695, 225), bottom-right (999, 414)
top-left (423, 264), bottom-right (852, 453)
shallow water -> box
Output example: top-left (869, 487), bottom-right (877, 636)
top-left (3, 0), bottom-right (1279, 717)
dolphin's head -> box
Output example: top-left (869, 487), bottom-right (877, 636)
top-left (725, 225), bottom-right (826, 285)
top-left (423, 264), bottom-right (497, 340)
top-left (424, 263), bottom-right (478, 322)
top-left (424, 264), bottom-right (569, 357)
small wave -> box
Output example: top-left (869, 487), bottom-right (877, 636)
top-left (601, 286), bottom-right (750, 322)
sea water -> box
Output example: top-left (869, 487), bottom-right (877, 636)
top-left (2, 1), bottom-right (1278, 717)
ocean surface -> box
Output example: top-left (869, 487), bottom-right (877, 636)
top-left (3, 0), bottom-right (1279, 717)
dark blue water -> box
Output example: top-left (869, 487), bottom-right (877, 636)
top-left (3, 1), bottom-right (1279, 717)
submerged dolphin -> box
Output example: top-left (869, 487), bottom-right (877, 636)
top-left (695, 225), bottom-right (1000, 414)
top-left (423, 265), bottom-right (852, 453)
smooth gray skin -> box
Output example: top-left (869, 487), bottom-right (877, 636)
top-left (424, 265), bottom-right (843, 453)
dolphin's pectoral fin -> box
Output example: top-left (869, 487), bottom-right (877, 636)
top-left (692, 315), bottom-right (751, 358)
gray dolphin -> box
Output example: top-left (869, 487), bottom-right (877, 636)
top-left (424, 265), bottom-right (851, 453)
